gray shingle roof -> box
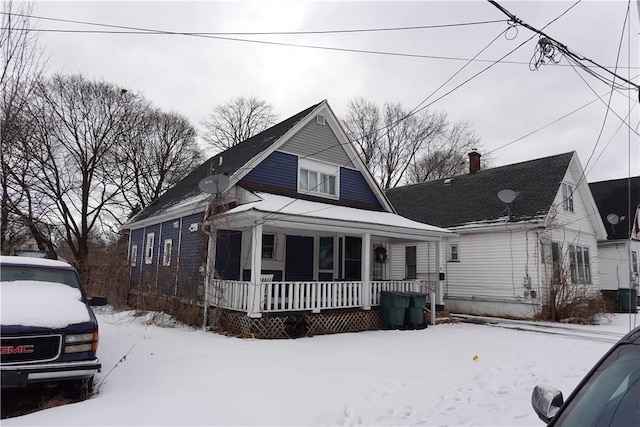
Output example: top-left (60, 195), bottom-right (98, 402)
top-left (386, 152), bottom-right (575, 228)
top-left (590, 176), bottom-right (640, 240)
top-left (130, 102), bottom-right (321, 222)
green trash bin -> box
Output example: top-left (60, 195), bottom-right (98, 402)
top-left (404, 292), bottom-right (428, 329)
top-left (380, 291), bottom-right (410, 330)
top-left (618, 288), bottom-right (638, 313)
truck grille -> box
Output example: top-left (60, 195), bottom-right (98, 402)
top-left (1, 335), bottom-right (62, 364)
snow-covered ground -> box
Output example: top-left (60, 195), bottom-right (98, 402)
top-left (4, 309), bottom-right (639, 426)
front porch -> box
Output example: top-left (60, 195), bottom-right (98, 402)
top-left (204, 279), bottom-right (438, 338)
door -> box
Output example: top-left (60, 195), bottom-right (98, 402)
top-left (285, 235), bottom-right (314, 281)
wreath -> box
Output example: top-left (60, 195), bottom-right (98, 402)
top-left (374, 246), bottom-right (388, 263)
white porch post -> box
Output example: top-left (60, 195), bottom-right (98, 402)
top-left (247, 224), bottom-right (263, 318)
top-left (361, 233), bottom-right (371, 309)
top-left (202, 231), bottom-right (217, 329)
top-left (435, 239), bottom-right (444, 306)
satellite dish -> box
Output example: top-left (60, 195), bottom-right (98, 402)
top-left (606, 213), bottom-right (620, 225)
top-left (198, 174), bottom-right (230, 194)
top-left (498, 189), bottom-right (518, 204)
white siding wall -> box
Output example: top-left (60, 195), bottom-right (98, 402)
top-left (598, 242), bottom-right (630, 291)
top-left (390, 241), bottom-right (438, 280)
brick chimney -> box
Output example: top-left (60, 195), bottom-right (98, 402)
top-left (468, 149), bottom-right (481, 174)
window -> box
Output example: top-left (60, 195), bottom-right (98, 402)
top-left (130, 245), bottom-right (138, 267)
top-left (319, 237), bottom-right (334, 271)
top-left (562, 183), bottom-right (574, 212)
top-left (631, 251), bottom-right (638, 274)
top-left (298, 159), bottom-right (339, 198)
top-left (569, 245), bottom-right (591, 283)
top-left (262, 234), bottom-right (275, 259)
top-left (162, 239), bottom-right (172, 266)
top-left (448, 244), bottom-right (459, 262)
top-left (405, 246), bottom-right (417, 279)
top-left (145, 233), bottom-right (155, 264)
top-left (551, 242), bottom-right (561, 283)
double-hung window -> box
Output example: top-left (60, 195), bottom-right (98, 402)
top-left (298, 158), bottom-right (339, 199)
top-left (162, 239), bottom-right (173, 266)
top-left (569, 245), bottom-right (591, 283)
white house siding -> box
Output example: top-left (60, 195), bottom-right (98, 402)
top-left (440, 230), bottom-right (542, 318)
top-left (390, 241), bottom-right (437, 281)
top-left (599, 242), bottom-right (631, 291)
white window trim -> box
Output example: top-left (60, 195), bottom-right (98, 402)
top-left (162, 239), bottom-right (172, 266)
top-left (562, 183), bottom-right (574, 212)
top-left (298, 158), bottom-right (339, 199)
top-left (130, 245), bottom-right (138, 267)
top-left (448, 243), bottom-right (460, 262)
top-left (145, 233), bottom-right (155, 264)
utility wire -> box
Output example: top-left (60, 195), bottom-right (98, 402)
top-left (488, 0), bottom-right (640, 92)
top-left (2, 11), bottom-right (637, 69)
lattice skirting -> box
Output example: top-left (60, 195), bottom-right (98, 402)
top-left (208, 307), bottom-right (382, 339)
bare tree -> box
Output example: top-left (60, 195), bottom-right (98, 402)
top-left (118, 108), bottom-right (203, 214)
top-left (341, 99), bottom-right (447, 189)
top-left (0, 0), bottom-right (48, 254)
top-left (22, 74), bottom-right (133, 282)
top-left (407, 120), bottom-right (483, 183)
top-left (201, 96), bottom-right (277, 152)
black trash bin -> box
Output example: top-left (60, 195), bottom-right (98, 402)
top-left (380, 291), bottom-right (410, 329)
top-left (404, 292), bottom-right (428, 329)
top-left (618, 288), bottom-right (638, 313)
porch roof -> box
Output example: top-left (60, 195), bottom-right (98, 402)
top-left (211, 192), bottom-right (453, 240)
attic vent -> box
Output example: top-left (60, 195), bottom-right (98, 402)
top-left (316, 115), bottom-right (326, 125)
top-left (444, 178), bottom-right (453, 186)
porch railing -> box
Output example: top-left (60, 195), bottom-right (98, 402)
top-left (209, 279), bottom-right (425, 314)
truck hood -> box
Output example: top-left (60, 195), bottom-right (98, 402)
top-left (1, 281), bottom-right (91, 328)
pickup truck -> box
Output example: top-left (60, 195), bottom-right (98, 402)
top-left (1, 255), bottom-right (106, 399)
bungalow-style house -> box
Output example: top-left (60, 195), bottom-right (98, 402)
top-left (386, 151), bottom-right (607, 319)
top-left (122, 100), bottom-right (452, 338)
top-left (589, 176), bottom-right (639, 312)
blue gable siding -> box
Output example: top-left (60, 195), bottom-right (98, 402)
top-left (340, 168), bottom-right (382, 207)
top-left (176, 212), bottom-right (206, 299)
top-left (128, 212), bottom-right (206, 300)
top-left (241, 151), bottom-right (297, 191)
top-left (129, 228), bottom-right (144, 290)
top-left (157, 219), bottom-right (180, 296)
top-left (140, 223), bottom-right (161, 291)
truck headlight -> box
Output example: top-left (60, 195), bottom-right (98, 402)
top-left (64, 332), bottom-right (98, 353)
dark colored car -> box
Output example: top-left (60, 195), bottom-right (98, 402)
top-left (531, 325), bottom-right (640, 426)
top-left (1, 256), bottom-right (107, 399)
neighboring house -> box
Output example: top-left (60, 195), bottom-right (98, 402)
top-left (386, 151), bottom-right (607, 319)
top-left (589, 176), bottom-right (640, 312)
top-left (122, 100), bottom-right (451, 337)
top-left (8, 235), bottom-right (56, 259)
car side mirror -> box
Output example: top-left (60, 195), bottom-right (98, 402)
top-left (88, 296), bottom-right (108, 306)
top-left (532, 385), bottom-right (564, 424)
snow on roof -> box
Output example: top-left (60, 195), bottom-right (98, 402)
top-left (225, 192), bottom-right (452, 234)
top-left (0, 255), bottom-right (74, 269)
top-left (1, 281), bottom-right (90, 328)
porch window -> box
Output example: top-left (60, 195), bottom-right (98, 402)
top-left (130, 245), bottom-right (138, 267)
top-left (298, 158), bottom-right (339, 198)
top-left (162, 239), bottom-right (172, 266)
top-left (262, 234), bottom-right (275, 259)
top-left (145, 233), bottom-right (155, 264)
top-left (562, 183), bottom-right (574, 212)
top-left (405, 246), bottom-right (417, 279)
top-left (319, 237), bottom-right (334, 270)
top-left (448, 244), bottom-right (459, 262)
top-left (569, 245), bottom-right (591, 284)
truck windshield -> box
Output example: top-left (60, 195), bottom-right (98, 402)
top-left (0, 266), bottom-right (82, 290)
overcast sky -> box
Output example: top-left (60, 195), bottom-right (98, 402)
top-left (28, 0), bottom-right (639, 183)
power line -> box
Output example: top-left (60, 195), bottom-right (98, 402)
top-left (488, 0), bottom-right (640, 92)
top-left (2, 12), bottom-right (637, 69)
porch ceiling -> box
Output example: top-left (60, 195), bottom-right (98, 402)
top-left (208, 192), bottom-right (452, 241)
